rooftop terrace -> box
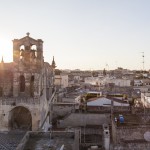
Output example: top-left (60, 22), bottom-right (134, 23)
top-left (114, 113), bottom-right (150, 127)
top-left (17, 131), bottom-right (77, 150)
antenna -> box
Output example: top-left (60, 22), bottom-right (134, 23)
top-left (141, 52), bottom-right (144, 71)
top-left (106, 63), bottom-right (109, 71)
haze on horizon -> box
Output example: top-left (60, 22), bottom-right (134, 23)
top-left (0, 0), bottom-right (150, 71)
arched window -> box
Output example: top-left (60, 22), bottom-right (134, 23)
top-left (30, 75), bottom-right (34, 97)
top-left (20, 45), bottom-right (25, 50)
top-left (31, 45), bottom-right (37, 50)
top-left (20, 45), bottom-right (25, 60)
top-left (20, 75), bottom-right (25, 92)
top-left (31, 45), bottom-right (37, 58)
top-left (0, 87), bottom-right (3, 97)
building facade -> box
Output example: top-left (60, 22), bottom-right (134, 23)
top-left (0, 33), bottom-right (55, 131)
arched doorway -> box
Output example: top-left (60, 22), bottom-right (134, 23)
top-left (9, 106), bottom-right (32, 131)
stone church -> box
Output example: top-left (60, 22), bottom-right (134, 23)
top-left (0, 33), bottom-right (56, 131)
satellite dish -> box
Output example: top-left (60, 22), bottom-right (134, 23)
top-left (144, 131), bottom-right (150, 141)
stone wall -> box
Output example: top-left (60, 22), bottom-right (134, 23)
top-left (114, 141), bottom-right (150, 150)
top-left (0, 70), bottom-right (13, 97)
top-left (116, 126), bottom-right (150, 142)
top-left (53, 104), bottom-right (75, 118)
top-left (0, 103), bottom-right (41, 131)
top-left (0, 34), bottom-right (55, 132)
top-left (16, 131), bottom-right (79, 150)
top-left (58, 113), bottom-right (110, 128)
top-left (87, 106), bottom-right (131, 113)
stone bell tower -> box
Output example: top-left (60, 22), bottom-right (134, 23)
top-left (12, 33), bottom-right (44, 97)
top-left (0, 33), bottom-right (55, 131)
top-left (13, 32), bottom-right (44, 71)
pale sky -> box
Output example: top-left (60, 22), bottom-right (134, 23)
top-left (0, 0), bottom-right (150, 70)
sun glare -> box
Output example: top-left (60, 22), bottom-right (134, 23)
top-left (0, 38), bottom-right (13, 62)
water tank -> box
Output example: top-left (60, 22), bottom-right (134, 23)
top-left (119, 115), bottom-right (124, 123)
top-left (90, 145), bottom-right (98, 149)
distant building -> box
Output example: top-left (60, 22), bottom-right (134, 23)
top-left (74, 75), bottom-right (80, 83)
top-left (55, 74), bottom-right (68, 88)
top-left (141, 92), bottom-right (150, 108)
top-left (106, 78), bottom-right (131, 87)
top-left (134, 80), bottom-right (143, 86)
top-left (86, 97), bottom-right (130, 113)
top-left (84, 77), bottom-right (100, 85)
top-left (142, 79), bottom-right (150, 86)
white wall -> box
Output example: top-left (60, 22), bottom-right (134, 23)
top-left (55, 74), bottom-right (68, 88)
top-left (84, 77), bottom-right (100, 85)
top-left (106, 78), bottom-right (131, 87)
top-left (61, 74), bottom-right (68, 88)
top-left (141, 92), bottom-right (150, 108)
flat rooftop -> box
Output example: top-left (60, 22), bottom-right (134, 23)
top-left (114, 113), bottom-right (150, 127)
top-left (21, 131), bottom-right (75, 150)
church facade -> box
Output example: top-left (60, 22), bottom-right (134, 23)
top-left (0, 33), bottom-right (55, 131)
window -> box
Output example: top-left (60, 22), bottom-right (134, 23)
top-left (20, 75), bottom-right (25, 92)
top-left (30, 75), bottom-right (34, 97)
top-left (0, 87), bottom-right (3, 97)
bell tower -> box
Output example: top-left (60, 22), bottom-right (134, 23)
top-left (13, 32), bottom-right (44, 71)
top-left (12, 33), bottom-right (44, 97)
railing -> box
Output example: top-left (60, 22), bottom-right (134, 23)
top-left (38, 88), bottom-right (57, 130)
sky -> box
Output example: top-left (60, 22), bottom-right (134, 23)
top-left (0, 0), bottom-right (150, 70)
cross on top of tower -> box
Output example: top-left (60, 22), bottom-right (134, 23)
top-left (26, 32), bottom-right (30, 36)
